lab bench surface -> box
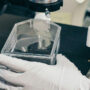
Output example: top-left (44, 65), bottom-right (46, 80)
top-left (0, 23), bottom-right (90, 75)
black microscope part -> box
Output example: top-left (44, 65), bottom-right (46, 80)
top-left (0, 0), bottom-right (63, 16)
top-left (27, 0), bottom-right (63, 12)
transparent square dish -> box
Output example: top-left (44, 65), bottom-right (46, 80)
top-left (1, 19), bottom-right (61, 65)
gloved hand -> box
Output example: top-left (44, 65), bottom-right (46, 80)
top-left (0, 54), bottom-right (90, 90)
top-left (0, 81), bottom-right (22, 90)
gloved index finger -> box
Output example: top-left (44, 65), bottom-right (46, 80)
top-left (0, 54), bottom-right (29, 72)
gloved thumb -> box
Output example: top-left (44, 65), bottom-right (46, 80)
top-left (56, 54), bottom-right (66, 67)
top-left (80, 76), bottom-right (90, 90)
top-left (56, 54), bottom-right (78, 70)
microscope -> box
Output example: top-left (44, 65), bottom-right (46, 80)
top-left (0, 0), bottom-right (63, 16)
top-left (1, 0), bottom-right (63, 65)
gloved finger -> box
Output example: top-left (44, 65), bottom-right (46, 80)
top-left (80, 76), bottom-right (90, 90)
top-left (0, 54), bottom-right (48, 72)
top-left (0, 81), bottom-right (8, 89)
top-left (0, 81), bottom-right (23, 90)
top-left (0, 54), bottom-right (30, 72)
top-left (0, 65), bottom-right (7, 69)
top-left (56, 54), bottom-right (74, 66)
top-left (56, 54), bottom-right (79, 70)
top-left (0, 69), bottom-right (24, 86)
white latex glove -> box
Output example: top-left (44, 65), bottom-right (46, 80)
top-left (0, 54), bottom-right (90, 90)
top-left (0, 81), bottom-right (22, 90)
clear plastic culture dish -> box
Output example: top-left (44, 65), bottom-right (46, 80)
top-left (1, 19), bottom-right (61, 65)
